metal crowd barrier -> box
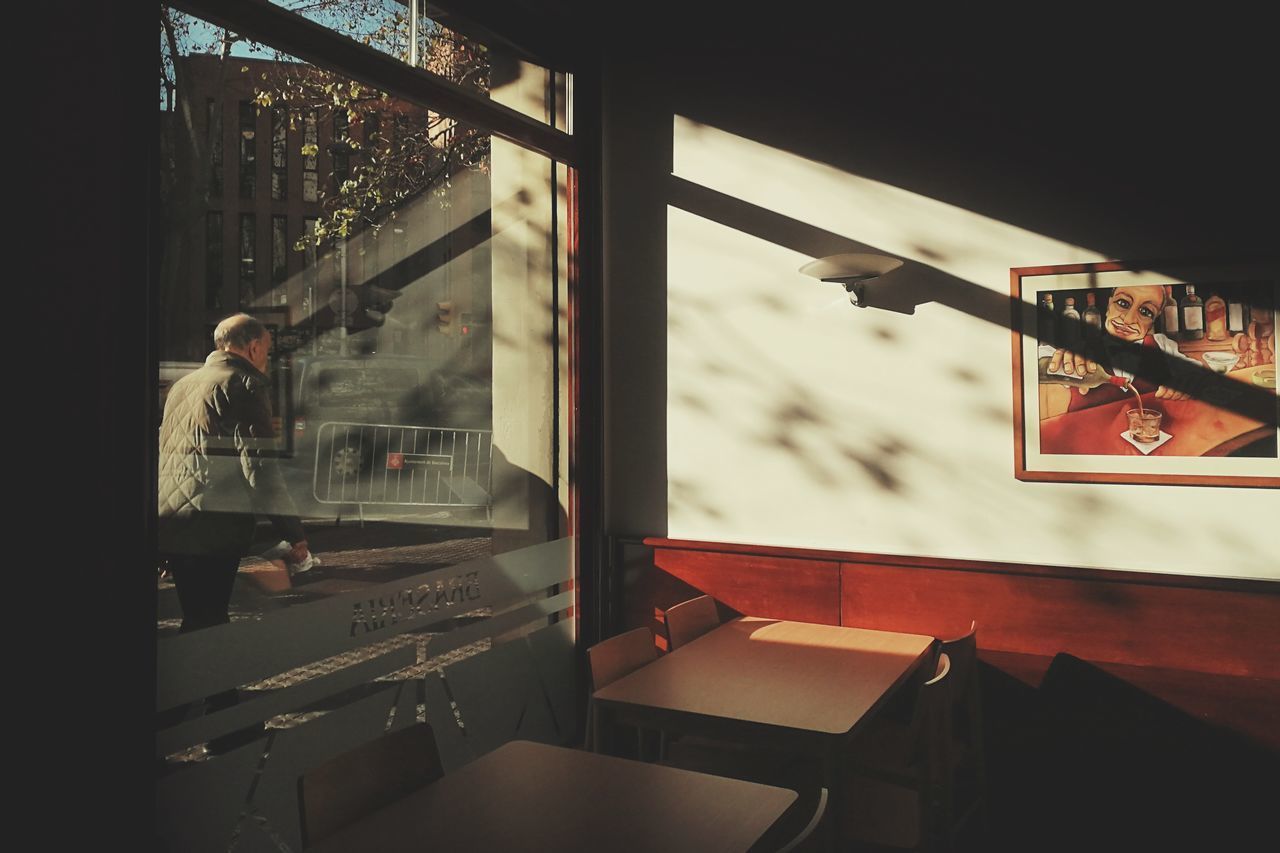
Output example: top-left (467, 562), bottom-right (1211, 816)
top-left (313, 421), bottom-right (494, 508)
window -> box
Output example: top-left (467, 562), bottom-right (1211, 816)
top-left (271, 108), bottom-right (287, 200)
top-left (271, 214), bottom-right (288, 293)
top-left (206, 98), bottom-right (222, 197)
top-left (238, 100), bottom-right (256, 199)
top-left (302, 217), bottom-right (317, 268)
top-left (332, 109), bottom-right (349, 190)
top-left (239, 212), bottom-right (256, 305)
top-left (364, 111), bottom-right (383, 158)
top-left (302, 109), bottom-right (318, 202)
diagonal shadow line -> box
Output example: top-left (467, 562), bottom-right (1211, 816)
top-left (362, 208), bottom-right (491, 295)
top-left (667, 174), bottom-right (1000, 320)
top-left (667, 174), bottom-right (1278, 429)
top-left (364, 185), bottom-right (548, 297)
top-left (279, 183), bottom-right (540, 333)
top-left (269, 208), bottom-right (491, 336)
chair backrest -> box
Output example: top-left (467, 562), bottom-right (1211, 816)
top-left (940, 621), bottom-right (980, 746)
top-left (587, 626), bottom-right (657, 690)
top-left (663, 594), bottom-right (720, 651)
top-left (940, 622), bottom-right (976, 700)
top-left (297, 722), bottom-right (443, 848)
top-left (909, 652), bottom-right (953, 770)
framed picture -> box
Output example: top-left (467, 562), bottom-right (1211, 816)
top-left (1010, 260), bottom-right (1279, 487)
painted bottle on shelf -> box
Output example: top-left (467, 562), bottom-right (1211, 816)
top-left (1204, 291), bottom-right (1229, 341)
top-left (1082, 292), bottom-right (1103, 339)
top-left (1161, 284), bottom-right (1181, 339)
top-left (1227, 291), bottom-right (1249, 335)
top-left (1038, 292), bottom-right (1055, 344)
top-left (1060, 296), bottom-right (1082, 350)
top-left (1179, 284), bottom-right (1205, 341)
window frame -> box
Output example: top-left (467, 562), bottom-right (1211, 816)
top-left (154, 0), bottom-right (603, 644)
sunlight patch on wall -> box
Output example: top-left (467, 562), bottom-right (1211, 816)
top-left (666, 118), bottom-right (1279, 580)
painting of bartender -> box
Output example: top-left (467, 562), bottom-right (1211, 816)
top-left (1014, 263), bottom-right (1279, 480)
top-left (1038, 283), bottom-right (1201, 415)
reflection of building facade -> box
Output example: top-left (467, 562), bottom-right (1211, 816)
top-left (160, 54), bottom-right (487, 370)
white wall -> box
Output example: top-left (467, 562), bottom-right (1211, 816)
top-left (664, 119), bottom-right (1278, 579)
top-left (602, 37), bottom-right (1279, 582)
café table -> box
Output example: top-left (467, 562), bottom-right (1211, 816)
top-left (592, 617), bottom-right (937, 847)
top-left (593, 617), bottom-right (935, 746)
top-left (307, 738), bottom-right (800, 853)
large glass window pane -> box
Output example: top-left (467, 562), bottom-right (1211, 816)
top-left (156, 16), bottom-right (571, 845)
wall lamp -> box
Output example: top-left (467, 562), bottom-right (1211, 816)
top-left (799, 253), bottom-right (904, 308)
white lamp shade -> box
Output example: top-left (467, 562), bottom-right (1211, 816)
top-left (798, 253), bottom-right (904, 282)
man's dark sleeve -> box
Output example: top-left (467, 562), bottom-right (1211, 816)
top-left (232, 374), bottom-right (307, 544)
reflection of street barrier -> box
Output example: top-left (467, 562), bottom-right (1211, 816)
top-left (313, 421), bottom-right (493, 509)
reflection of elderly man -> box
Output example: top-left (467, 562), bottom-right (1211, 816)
top-left (1039, 283), bottom-right (1199, 412)
top-left (158, 313), bottom-right (310, 632)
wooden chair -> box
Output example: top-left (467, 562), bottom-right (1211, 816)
top-left (586, 626), bottom-right (658, 756)
top-left (664, 594), bottom-right (721, 651)
top-left (297, 722), bottom-right (443, 849)
top-left (939, 622), bottom-right (986, 841)
top-left (841, 653), bottom-right (954, 852)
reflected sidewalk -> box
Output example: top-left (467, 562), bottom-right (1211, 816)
top-left (157, 520), bottom-right (494, 637)
top-left (156, 520), bottom-right (497, 766)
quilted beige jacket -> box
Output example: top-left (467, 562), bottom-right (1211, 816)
top-left (158, 350), bottom-right (304, 556)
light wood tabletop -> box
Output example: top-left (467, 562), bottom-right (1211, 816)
top-left (593, 617), bottom-right (935, 741)
top-left (307, 739), bottom-right (799, 853)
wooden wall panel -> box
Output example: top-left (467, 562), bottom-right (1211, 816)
top-left (651, 549), bottom-right (840, 626)
top-left (635, 538), bottom-right (1280, 748)
top-left (619, 548), bottom-right (705, 650)
top-left (840, 562), bottom-right (1280, 679)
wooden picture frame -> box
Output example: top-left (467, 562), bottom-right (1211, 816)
top-left (1010, 260), bottom-right (1278, 487)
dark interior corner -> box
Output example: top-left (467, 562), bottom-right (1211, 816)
top-left (981, 654), bottom-right (1278, 852)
